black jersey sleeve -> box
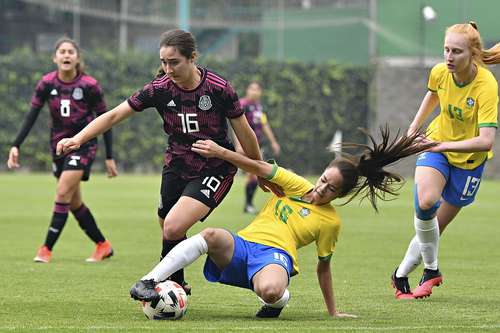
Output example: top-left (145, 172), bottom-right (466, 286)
top-left (102, 129), bottom-right (113, 159)
top-left (12, 106), bottom-right (42, 148)
top-left (127, 82), bottom-right (157, 112)
top-left (222, 82), bottom-right (244, 119)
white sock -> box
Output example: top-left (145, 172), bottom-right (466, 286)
top-left (396, 235), bottom-right (422, 277)
top-left (258, 289), bottom-right (290, 309)
top-left (142, 233), bottom-right (208, 282)
top-left (414, 215), bottom-right (439, 270)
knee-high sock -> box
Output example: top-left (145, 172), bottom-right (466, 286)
top-left (414, 215), bottom-right (439, 270)
top-left (258, 289), bottom-right (290, 309)
top-left (144, 234), bottom-right (208, 282)
top-left (396, 235), bottom-right (422, 277)
top-left (44, 202), bottom-right (70, 250)
top-left (72, 203), bottom-right (105, 244)
top-left (160, 236), bottom-right (187, 284)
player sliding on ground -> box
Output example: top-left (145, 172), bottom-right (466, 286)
top-left (130, 126), bottom-right (435, 318)
top-left (392, 22), bottom-right (500, 300)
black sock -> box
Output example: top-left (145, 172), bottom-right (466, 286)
top-left (72, 203), bottom-right (105, 244)
top-left (245, 179), bottom-right (258, 206)
top-left (44, 202), bottom-right (70, 250)
top-left (160, 237), bottom-right (187, 284)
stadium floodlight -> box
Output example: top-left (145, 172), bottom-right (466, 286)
top-left (422, 6), bottom-right (437, 22)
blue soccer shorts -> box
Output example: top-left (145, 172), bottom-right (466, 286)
top-left (203, 234), bottom-right (292, 290)
top-left (416, 152), bottom-right (485, 207)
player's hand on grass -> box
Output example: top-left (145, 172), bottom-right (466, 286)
top-left (258, 177), bottom-right (284, 197)
top-left (333, 311), bottom-right (358, 319)
top-left (191, 140), bottom-right (225, 158)
top-left (56, 137), bottom-right (81, 155)
top-left (105, 159), bottom-right (118, 178)
top-left (7, 147), bottom-right (20, 169)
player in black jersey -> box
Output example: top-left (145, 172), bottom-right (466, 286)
top-left (57, 30), bottom-right (281, 292)
top-left (6, 38), bottom-right (117, 263)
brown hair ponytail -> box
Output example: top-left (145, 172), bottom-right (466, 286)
top-left (331, 126), bottom-right (437, 211)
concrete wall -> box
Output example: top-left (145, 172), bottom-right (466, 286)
top-left (372, 63), bottom-right (500, 178)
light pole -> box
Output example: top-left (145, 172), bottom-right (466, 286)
top-left (420, 5), bottom-right (437, 66)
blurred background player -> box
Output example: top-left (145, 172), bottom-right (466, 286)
top-left (239, 81), bottom-right (281, 214)
top-left (392, 22), bottom-right (500, 299)
top-left (6, 37), bottom-right (117, 263)
top-left (56, 29), bottom-right (279, 293)
top-left (130, 126), bottom-right (435, 318)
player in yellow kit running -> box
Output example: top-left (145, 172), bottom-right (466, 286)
top-left (392, 22), bottom-right (500, 300)
top-left (130, 126), bottom-right (434, 318)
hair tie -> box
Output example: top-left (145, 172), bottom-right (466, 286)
top-left (469, 21), bottom-right (478, 31)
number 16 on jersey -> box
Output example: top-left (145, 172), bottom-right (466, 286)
top-left (177, 113), bottom-right (199, 133)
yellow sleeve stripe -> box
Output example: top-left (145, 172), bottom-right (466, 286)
top-left (479, 123), bottom-right (497, 128)
top-left (265, 160), bottom-right (279, 180)
top-left (318, 254), bottom-right (332, 262)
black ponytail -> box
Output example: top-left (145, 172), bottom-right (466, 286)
top-left (330, 125), bottom-right (437, 211)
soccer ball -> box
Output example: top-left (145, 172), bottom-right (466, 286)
top-left (142, 280), bottom-right (188, 320)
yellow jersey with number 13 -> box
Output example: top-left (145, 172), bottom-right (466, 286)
top-left (427, 63), bottom-right (498, 169)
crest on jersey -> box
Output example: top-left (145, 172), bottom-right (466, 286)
top-left (198, 95), bottom-right (212, 111)
top-left (72, 87), bottom-right (83, 100)
top-left (466, 97), bottom-right (475, 109)
top-left (299, 207), bottom-right (310, 217)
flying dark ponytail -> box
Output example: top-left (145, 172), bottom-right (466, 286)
top-left (330, 125), bottom-right (437, 211)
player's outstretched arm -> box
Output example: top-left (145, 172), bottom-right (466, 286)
top-left (317, 259), bottom-right (357, 318)
top-left (192, 140), bottom-right (273, 178)
top-left (57, 101), bottom-right (134, 155)
top-left (408, 91), bottom-right (439, 135)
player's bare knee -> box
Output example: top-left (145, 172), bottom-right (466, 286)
top-left (255, 282), bottom-right (284, 303)
top-left (200, 228), bottom-right (219, 248)
top-left (162, 221), bottom-right (186, 240)
top-left (55, 186), bottom-right (73, 202)
top-left (417, 196), bottom-right (437, 211)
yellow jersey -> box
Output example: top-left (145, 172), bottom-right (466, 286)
top-left (427, 63), bottom-right (498, 169)
top-left (238, 164), bottom-right (341, 275)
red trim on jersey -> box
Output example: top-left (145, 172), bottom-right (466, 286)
top-left (206, 76), bottom-right (227, 88)
top-left (207, 78), bottom-right (226, 89)
top-left (156, 74), bottom-right (171, 85)
top-left (206, 72), bottom-right (227, 85)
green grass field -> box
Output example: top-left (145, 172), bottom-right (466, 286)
top-left (1, 173), bottom-right (499, 333)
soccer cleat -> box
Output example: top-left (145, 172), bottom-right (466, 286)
top-left (130, 279), bottom-right (160, 302)
top-left (244, 204), bottom-right (257, 214)
top-left (181, 281), bottom-right (192, 296)
top-left (34, 245), bottom-right (52, 263)
top-left (413, 268), bottom-right (443, 299)
top-left (86, 240), bottom-right (113, 262)
top-left (391, 269), bottom-right (415, 299)
top-left (256, 305), bottom-right (284, 318)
